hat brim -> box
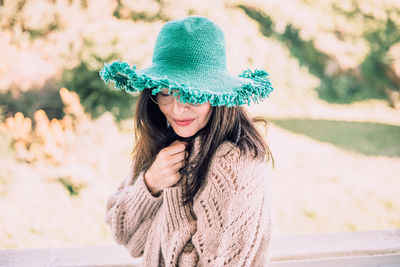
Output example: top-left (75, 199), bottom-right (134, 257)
top-left (99, 60), bottom-right (274, 107)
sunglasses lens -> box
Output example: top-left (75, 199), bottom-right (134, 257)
top-left (151, 91), bottom-right (194, 106)
top-left (155, 93), bottom-right (174, 105)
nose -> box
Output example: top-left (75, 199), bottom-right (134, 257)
top-left (172, 96), bottom-right (190, 113)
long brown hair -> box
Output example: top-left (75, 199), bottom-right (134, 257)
top-left (131, 89), bottom-right (274, 204)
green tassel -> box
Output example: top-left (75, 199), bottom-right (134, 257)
top-left (99, 61), bottom-right (274, 107)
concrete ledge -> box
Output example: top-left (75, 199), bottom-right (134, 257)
top-left (268, 229), bottom-right (400, 267)
top-left (0, 245), bottom-right (140, 267)
top-left (1, 229), bottom-right (399, 267)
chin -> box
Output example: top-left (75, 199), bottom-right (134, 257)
top-left (172, 127), bottom-right (197, 138)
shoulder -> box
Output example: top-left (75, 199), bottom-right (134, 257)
top-left (215, 140), bottom-right (241, 158)
top-left (214, 140), bottom-right (264, 165)
top-left (210, 141), bottom-right (267, 192)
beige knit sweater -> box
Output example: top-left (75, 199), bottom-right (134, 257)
top-left (105, 135), bottom-right (272, 266)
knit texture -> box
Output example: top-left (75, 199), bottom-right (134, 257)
top-left (105, 135), bottom-right (272, 266)
top-left (99, 15), bottom-right (275, 107)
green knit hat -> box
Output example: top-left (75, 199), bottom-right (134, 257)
top-left (99, 15), bottom-right (274, 107)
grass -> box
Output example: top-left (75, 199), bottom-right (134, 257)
top-left (269, 117), bottom-right (400, 157)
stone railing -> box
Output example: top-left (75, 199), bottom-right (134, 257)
top-left (1, 229), bottom-right (399, 266)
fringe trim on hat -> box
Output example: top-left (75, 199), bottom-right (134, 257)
top-left (99, 60), bottom-right (274, 107)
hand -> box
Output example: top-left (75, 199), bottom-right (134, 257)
top-left (173, 171), bottom-right (187, 188)
top-left (144, 140), bottom-right (188, 195)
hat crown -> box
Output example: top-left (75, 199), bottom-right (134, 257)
top-left (152, 16), bottom-right (226, 69)
top-left (99, 16), bottom-right (274, 107)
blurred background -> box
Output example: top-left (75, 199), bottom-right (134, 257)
top-left (0, 0), bottom-right (399, 249)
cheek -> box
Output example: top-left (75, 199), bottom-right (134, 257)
top-left (199, 105), bottom-right (212, 124)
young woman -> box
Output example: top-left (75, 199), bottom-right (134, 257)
top-left (100, 15), bottom-right (275, 267)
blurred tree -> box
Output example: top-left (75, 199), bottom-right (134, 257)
top-left (0, 0), bottom-right (62, 39)
top-left (0, 81), bottom-right (64, 121)
top-left (113, 0), bottom-right (170, 22)
top-left (61, 62), bottom-right (137, 122)
top-left (238, 2), bottom-right (400, 108)
top-left (1, 0), bottom-right (140, 121)
top-left (346, 4), bottom-right (400, 109)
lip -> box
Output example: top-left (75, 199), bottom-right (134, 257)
top-left (174, 119), bottom-right (195, 126)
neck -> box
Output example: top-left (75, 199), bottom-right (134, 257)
top-left (166, 127), bottom-right (204, 144)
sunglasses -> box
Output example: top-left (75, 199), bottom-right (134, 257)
top-left (149, 91), bottom-right (202, 106)
top-left (149, 91), bottom-right (175, 105)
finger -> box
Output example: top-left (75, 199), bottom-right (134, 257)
top-left (164, 141), bottom-right (188, 156)
top-left (172, 160), bottom-right (186, 174)
top-left (171, 173), bottom-right (182, 185)
top-left (169, 150), bottom-right (187, 165)
top-left (170, 140), bottom-right (184, 146)
top-left (170, 141), bottom-right (188, 154)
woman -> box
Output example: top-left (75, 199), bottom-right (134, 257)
top-left (100, 15), bottom-right (275, 267)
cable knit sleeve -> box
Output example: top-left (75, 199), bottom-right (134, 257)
top-left (160, 142), bottom-right (271, 267)
top-left (105, 170), bottom-right (163, 257)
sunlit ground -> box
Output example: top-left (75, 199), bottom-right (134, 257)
top-left (253, 95), bottom-right (400, 234)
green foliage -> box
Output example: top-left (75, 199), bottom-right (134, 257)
top-left (1, 0), bottom-right (399, 123)
top-left (361, 18), bottom-right (400, 92)
top-left (237, 4), bottom-right (275, 37)
top-left (0, 0), bottom-right (62, 39)
top-left (60, 63), bottom-right (137, 121)
top-left (1, 0), bottom-right (145, 122)
top-left (279, 25), bottom-right (329, 79)
top-left (238, 3), bottom-right (328, 79)
top-left (113, 0), bottom-right (169, 22)
top-left (317, 75), bottom-right (361, 102)
top-left (0, 83), bottom-right (64, 120)
top-left (238, 4), bottom-right (400, 105)
top-left (58, 177), bottom-right (83, 196)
